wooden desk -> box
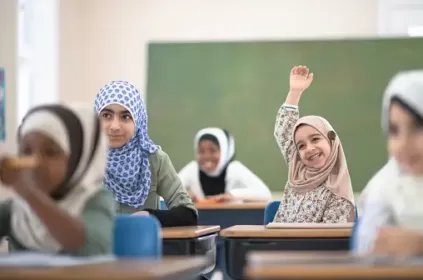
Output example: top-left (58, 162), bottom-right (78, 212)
top-left (162, 225), bottom-right (220, 239)
top-left (221, 225), bottom-right (351, 280)
top-left (161, 226), bottom-right (220, 275)
top-left (245, 252), bottom-right (423, 279)
top-left (195, 203), bottom-right (267, 278)
top-left (220, 225), bottom-right (351, 238)
top-left (0, 256), bottom-right (209, 280)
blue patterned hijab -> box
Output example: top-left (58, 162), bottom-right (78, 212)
top-left (94, 81), bottom-right (159, 207)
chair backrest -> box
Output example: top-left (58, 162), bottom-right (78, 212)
top-left (113, 215), bottom-right (162, 258)
top-left (263, 200), bottom-right (281, 225)
top-left (159, 197), bottom-right (168, 210)
top-left (349, 207), bottom-right (360, 250)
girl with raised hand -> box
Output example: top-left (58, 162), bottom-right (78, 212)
top-left (273, 65), bottom-right (355, 223)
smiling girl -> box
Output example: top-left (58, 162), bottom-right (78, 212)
top-left (273, 65), bottom-right (355, 223)
top-left (178, 128), bottom-right (271, 202)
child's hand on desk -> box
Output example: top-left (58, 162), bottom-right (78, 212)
top-left (187, 190), bottom-right (198, 203)
top-left (207, 193), bottom-right (233, 202)
top-left (132, 211), bottom-right (150, 216)
top-left (372, 227), bottom-right (423, 257)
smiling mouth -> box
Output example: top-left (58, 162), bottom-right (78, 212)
top-left (109, 135), bottom-right (123, 139)
top-left (308, 153), bottom-right (321, 161)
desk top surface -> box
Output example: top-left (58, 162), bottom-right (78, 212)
top-left (195, 202), bottom-right (267, 209)
top-left (245, 252), bottom-right (423, 278)
top-left (0, 256), bottom-right (209, 280)
top-left (220, 225), bottom-right (351, 238)
top-left (161, 225), bottom-right (221, 238)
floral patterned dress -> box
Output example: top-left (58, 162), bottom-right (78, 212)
top-left (273, 104), bottom-right (353, 223)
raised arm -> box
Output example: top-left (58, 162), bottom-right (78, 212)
top-left (274, 65), bottom-right (314, 165)
top-left (274, 105), bottom-right (299, 165)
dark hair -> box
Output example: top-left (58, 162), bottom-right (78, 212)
top-left (390, 96), bottom-right (423, 127)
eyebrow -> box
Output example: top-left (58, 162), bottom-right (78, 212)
top-left (308, 133), bottom-right (322, 138)
top-left (295, 133), bottom-right (322, 145)
top-left (102, 108), bottom-right (131, 114)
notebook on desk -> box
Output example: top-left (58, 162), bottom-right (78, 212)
top-left (265, 222), bottom-right (354, 229)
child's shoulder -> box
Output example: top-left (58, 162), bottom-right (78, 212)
top-left (148, 147), bottom-right (168, 164)
top-left (86, 188), bottom-right (115, 210)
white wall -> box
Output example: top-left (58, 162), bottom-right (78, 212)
top-left (0, 0), bottom-right (17, 149)
top-left (59, 0), bottom-right (378, 103)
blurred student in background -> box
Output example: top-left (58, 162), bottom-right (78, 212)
top-left (178, 127), bottom-right (271, 203)
top-left (0, 104), bottom-right (114, 256)
top-left (356, 70), bottom-right (423, 257)
top-left (95, 81), bottom-right (197, 227)
top-left (273, 65), bottom-right (355, 223)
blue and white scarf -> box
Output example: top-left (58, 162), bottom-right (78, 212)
top-left (94, 81), bottom-right (159, 207)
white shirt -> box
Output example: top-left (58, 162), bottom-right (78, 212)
top-left (178, 160), bottom-right (272, 201)
top-left (355, 159), bottom-right (423, 253)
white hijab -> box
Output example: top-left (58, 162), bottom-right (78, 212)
top-left (361, 70), bottom-right (423, 231)
top-left (194, 128), bottom-right (235, 177)
top-left (10, 103), bottom-right (108, 253)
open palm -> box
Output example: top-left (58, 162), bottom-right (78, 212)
top-left (289, 65), bottom-right (313, 93)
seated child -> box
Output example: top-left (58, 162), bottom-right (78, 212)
top-left (95, 81), bottom-right (197, 227)
top-left (273, 65), bottom-right (355, 223)
top-left (355, 70), bottom-right (423, 257)
top-left (0, 104), bottom-right (115, 256)
top-left (178, 127), bottom-right (272, 202)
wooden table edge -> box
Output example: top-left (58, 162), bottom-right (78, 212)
top-left (245, 266), bottom-right (423, 278)
top-left (220, 225), bottom-right (351, 238)
top-left (0, 257), bottom-right (211, 280)
top-left (162, 225), bottom-right (221, 238)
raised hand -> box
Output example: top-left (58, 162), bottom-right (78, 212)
top-left (285, 65), bottom-right (313, 105)
top-left (289, 65), bottom-right (313, 93)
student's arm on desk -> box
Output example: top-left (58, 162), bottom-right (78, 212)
top-left (177, 161), bottom-right (202, 201)
top-left (146, 150), bottom-right (198, 227)
top-left (226, 161), bottom-right (272, 201)
top-left (0, 200), bottom-right (11, 238)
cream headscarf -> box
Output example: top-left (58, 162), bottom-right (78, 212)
top-left (10, 103), bottom-right (108, 253)
top-left (194, 127), bottom-right (235, 177)
top-left (288, 116), bottom-right (355, 214)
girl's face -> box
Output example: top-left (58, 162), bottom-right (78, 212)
top-left (294, 124), bottom-right (331, 169)
top-left (19, 132), bottom-right (68, 194)
top-left (388, 101), bottom-right (423, 175)
top-left (197, 140), bottom-right (220, 173)
top-left (99, 104), bottom-right (135, 148)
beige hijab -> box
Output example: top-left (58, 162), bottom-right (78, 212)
top-left (288, 116), bottom-right (355, 208)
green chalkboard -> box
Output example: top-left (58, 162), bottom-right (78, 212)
top-left (146, 38), bottom-right (423, 192)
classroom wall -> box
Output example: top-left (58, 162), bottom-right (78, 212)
top-left (0, 0), bottom-right (17, 150)
top-left (59, 0), bottom-right (378, 103)
top-left (0, 0), bottom-right (17, 252)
